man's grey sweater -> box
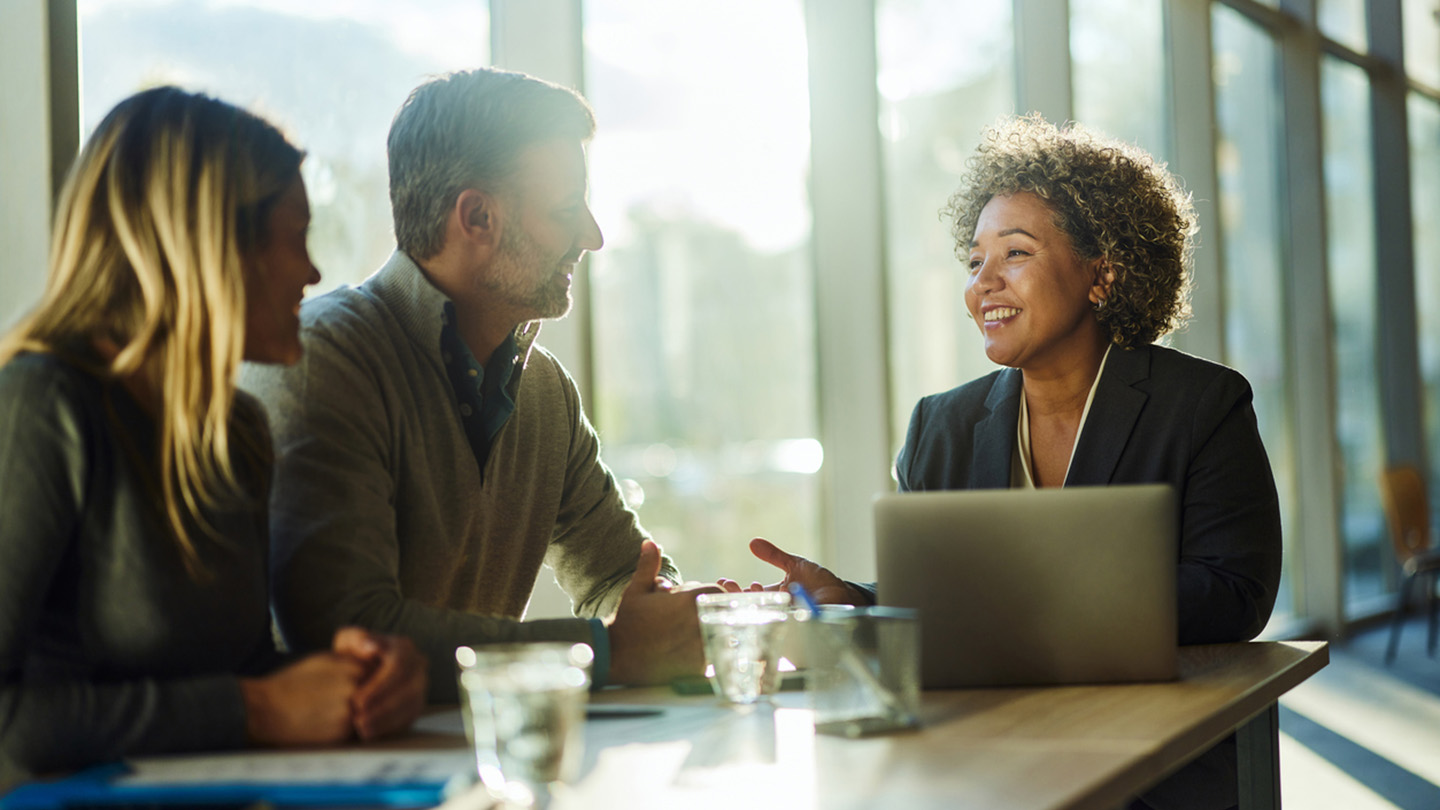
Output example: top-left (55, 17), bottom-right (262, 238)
top-left (241, 251), bottom-right (679, 701)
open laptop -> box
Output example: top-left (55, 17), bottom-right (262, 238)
top-left (875, 484), bottom-right (1178, 688)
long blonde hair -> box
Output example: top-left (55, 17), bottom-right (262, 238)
top-left (0, 87), bottom-right (302, 573)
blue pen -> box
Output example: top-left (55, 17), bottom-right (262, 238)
top-left (788, 581), bottom-right (821, 616)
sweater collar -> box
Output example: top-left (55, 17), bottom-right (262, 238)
top-left (365, 250), bottom-right (541, 370)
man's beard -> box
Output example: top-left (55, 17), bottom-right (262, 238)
top-left (482, 225), bottom-right (573, 320)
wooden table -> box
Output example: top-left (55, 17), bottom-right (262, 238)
top-left (541, 640), bottom-right (1328, 810)
top-left (1, 643), bottom-right (1323, 810)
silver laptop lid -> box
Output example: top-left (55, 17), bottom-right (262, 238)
top-left (875, 484), bottom-right (1178, 688)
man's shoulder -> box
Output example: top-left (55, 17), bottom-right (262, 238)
top-left (290, 282), bottom-right (430, 377)
top-left (240, 284), bottom-right (405, 410)
top-left (519, 340), bottom-right (568, 381)
top-left (512, 340), bottom-right (578, 416)
top-left (299, 284), bottom-right (394, 343)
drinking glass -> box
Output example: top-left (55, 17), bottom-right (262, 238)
top-left (804, 606), bottom-right (921, 737)
top-left (455, 642), bottom-right (593, 804)
top-left (695, 591), bottom-right (792, 704)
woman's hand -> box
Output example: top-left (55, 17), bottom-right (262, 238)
top-left (716, 537), bottom-right (869, 605)
top-left (331, 627), bottom-right (429, 741)
top-left (239, 653), bottom-right (364, 746)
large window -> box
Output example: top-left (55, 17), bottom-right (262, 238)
top-left (1404, 0), bottom-right (1440, 90)
top-left (1320, 56), bottom-right (1388, 611)
top-left (78, 0), bottom-right (489, 294)
top-left (1318, 0), bottom-right (1367, 54)
top-left (1070, 0), bottom-right (1168, 159)
top-left (582, 0), bottom-right (820, 583)
top-left (40, 0), bottom-right (1437, 638)
top-left (1412, 95), bottom-right (1440, 514)
top-left (1212, 6), bottom-right (1299, 622)
top-left (877, 0), bottom-right (1015, 446)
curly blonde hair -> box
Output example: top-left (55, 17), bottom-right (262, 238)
top-left (943, 114), bottom-right (1197, 347)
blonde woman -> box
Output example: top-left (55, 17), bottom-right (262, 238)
top-left (0, 87), bottom-right (426, 786)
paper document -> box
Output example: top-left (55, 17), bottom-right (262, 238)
top-left (118, 749), bottom-right (472, 786)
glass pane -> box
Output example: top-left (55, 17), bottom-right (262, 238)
top-left (583, 0), bottom-right (819, 583)
top-left (1211, 6), bottom-right (1300, 622)
top-left (1071, 0), bottom-right (1169, 161)
top-left (1318, 0), bottom-right (1368, 53)
top-left (877, 0), bottom-right (1015, 447)
top-left (1321, 57), bottom-right (1388, 610)
top-left (1411, 96), bottom-right (1440, 515)
top-left (78, 0), bottom-right (490, 295)
top-left (1404, 0), bottom-right (1440, 89)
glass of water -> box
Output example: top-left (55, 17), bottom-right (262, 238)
top-left (695, 591), bottom-right (792, 705)
top-left (455, 642), bottom-right (593, 804)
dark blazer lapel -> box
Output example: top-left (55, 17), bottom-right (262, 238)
top-left (972, 368), bottom-right (1022, 488)
top-left (1065, 345), bottom-right (1151, 486)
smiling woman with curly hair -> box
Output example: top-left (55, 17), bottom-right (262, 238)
top-left (725, 114), bottom-right (1281, 810)
top-left (943, 114), bottom-right (1197, 349)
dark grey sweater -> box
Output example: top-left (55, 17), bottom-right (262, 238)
top-left (0, 353), bottom-right (281, 790)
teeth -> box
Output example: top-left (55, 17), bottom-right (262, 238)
top-left (985, 307), bottom-right (1019, 322)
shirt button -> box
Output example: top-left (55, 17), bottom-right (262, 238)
top-left (460, 404), bottom-right (472, 417)
top-left (468, 369), bottom-right (479, 377)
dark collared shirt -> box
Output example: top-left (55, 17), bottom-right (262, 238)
top-left (440, 302), bottom-right (518, 475)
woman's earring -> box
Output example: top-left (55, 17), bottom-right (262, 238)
top-left (1093, 297), bottom-right (1108, 313)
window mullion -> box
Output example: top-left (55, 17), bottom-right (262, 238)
top-left (805, 0), bottom-right (893, 577)
top-left (1368, 0), bottom-right (1426, 478)
top-left (1279, 0), bottom-right (1347, 635)
top-left (1014, 0), bottom-right (1073, 120)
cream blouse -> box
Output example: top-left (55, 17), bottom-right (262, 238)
top-left (1012, 344), bottom-right (1113, 489)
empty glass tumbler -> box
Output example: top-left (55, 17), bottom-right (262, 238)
top-left (695, 591), bottom-right (792, 704)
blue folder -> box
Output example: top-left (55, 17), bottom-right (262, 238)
top-left (0, 762), bottom-right (462, 809)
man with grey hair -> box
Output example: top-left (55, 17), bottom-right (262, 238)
top-left (243, 67), bottom-right (709, 701)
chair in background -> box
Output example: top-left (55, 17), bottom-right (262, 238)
top-left (1377, 464), bottom-right (1440, 664)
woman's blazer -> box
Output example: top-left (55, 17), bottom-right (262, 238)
top-left (895, 342), bottom-right (1283, 645)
